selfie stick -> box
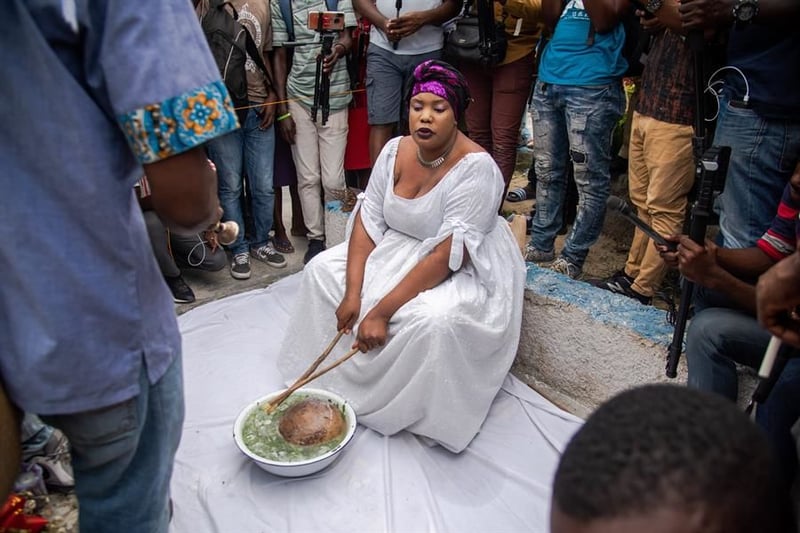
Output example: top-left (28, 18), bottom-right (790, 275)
top-left (606, 196), bottom-right (676, 251)
top-left (392, 0), bottom-right (402, 50)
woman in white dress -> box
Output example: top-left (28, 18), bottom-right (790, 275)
top-left (278, 60), bottom-right (526, 453)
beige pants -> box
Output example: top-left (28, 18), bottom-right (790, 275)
top-left (289, 100), bottom-right (348, 241)
top-left (625, 112), bottom-right (695, 297)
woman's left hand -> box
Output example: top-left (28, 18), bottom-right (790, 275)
top-left (354, 312), bottom-right (389, 353)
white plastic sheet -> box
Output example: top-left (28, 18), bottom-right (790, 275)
top-left (170, 274), bottom-right (582, 533)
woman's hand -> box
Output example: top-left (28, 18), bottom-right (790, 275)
top-left (353, 311), bottom-right (389, 353)
top-left (336, 292), bottom-right (361, 334)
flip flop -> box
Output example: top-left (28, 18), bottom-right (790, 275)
top-left (272, 236), bottom-right (295, 254)
top-left (506, 185), bottom-right (534, 203)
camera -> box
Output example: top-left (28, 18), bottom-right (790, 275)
top-left (307, 11), bottom-right (345, 32)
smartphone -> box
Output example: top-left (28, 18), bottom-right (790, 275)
top-left (307, 11), bottom-right (346, 31)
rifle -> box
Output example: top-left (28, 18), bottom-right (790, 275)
top-left (665, 30), bottom-right (730, 378)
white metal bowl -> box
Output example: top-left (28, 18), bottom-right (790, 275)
top-left (233, 387), bottom-right (357, 478)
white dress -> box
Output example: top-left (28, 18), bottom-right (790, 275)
top-left (277, 137), bottom-right (526, 452)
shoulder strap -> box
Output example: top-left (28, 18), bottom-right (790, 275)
top-left (243, 29), bottom-right (275, 92)
top-left (325, 0), bottom-right (338, 11)
top-left (279, 0), bottom-right (295, 42)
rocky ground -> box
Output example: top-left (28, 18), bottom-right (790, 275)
top-left (33, 148), bottom-right (645, 532)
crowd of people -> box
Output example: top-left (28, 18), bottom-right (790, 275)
top-left (3, 0), bottom-right (800, 531)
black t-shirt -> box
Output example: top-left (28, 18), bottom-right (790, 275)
top-left (726, 26), bottom-right (800, 121)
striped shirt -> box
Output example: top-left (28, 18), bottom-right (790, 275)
top-left (271, 0), bottom-right (357, 112)
top-left (757, 183), bottom-right (800, 261)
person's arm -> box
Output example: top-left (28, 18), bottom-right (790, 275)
top-left (757, 251), bottom-right (800, 347)
top-left (679, 0), bottom-right (800, 29)
top-left (584, 0), bottom-right (629, 33)
top-left (323, 29), bottom-right (353, 74)
top-left (354, 0), bottom-right (391, 34)
top-left (388, 0), bottom-right (462, 40)
top-left (271, 47), bottom-right (296, 144)
top-left (649, 0), bottom-right (682, 31)
top-left (258, 28), bottom-right (277, 129)
top-left (354, 236), bottom-right (459, 352)
top-left (336, 213), bottom-right (377, 334)
top-left (143, 146), bottom-right (219, 234)
top-left (542, 0), bottom-right (564, 31)
top-left (676, 236), bottom-right (775, 313)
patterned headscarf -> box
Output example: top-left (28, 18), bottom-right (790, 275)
top-left (405, 60), bottom-right (471, 123)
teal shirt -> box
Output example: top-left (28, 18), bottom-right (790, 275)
top-left (538, 0), bottom-right (627, 86)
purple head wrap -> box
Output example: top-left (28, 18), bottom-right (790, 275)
top-left (406, 60), bottom-right (470, 121)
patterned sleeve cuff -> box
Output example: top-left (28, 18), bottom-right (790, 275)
top-left (118, 80), bottom-right (239, 164)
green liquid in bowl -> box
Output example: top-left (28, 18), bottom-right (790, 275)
top-left (242, 393), bottom-right (347, 463)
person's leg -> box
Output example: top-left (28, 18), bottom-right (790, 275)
top-left (559, 82), bottom-right (625, 270)
top-left (715, 90), bottom-right (800, 249)
top-left (461, 63), bottom-right (493, 154)
top-left (206, 128), bottom-right (246, 255)
top-left (529, 81), bottom-right (568, 256)
top-left (243, 114), bottom-right (276, 251)
top-left (366, 46), bottom-right (403, 164)
top-left (757, 356), bottom-right (800, 493)
top-left (289, 184), bottom-right (308, 236)
top-left (41, 355), bottom-right (184, 533)
top-left (318, 107), bottom-right (349, 207)
top-left (630, 117), bottom-right (694, 297)
top-left (685, 306), bottom-right (770, 401)
top-left (290, 100), bottom-right (325, 241)
top-left (624, 111), bottom-right (650, 280)
top-left (142, 211), bottom-right (181, 278)
top-left (489, 53), bottom-right (535, 191)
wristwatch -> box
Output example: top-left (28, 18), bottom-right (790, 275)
top-left (732, 0), bottom-right (759, 27)
top-left (645, 0), bottom-right (663, 14)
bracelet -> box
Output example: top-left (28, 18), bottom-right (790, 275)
top-left (277, 112), bottom-right (292, 122)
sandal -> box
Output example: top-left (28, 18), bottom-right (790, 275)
top-left (506, 184), bottom-right (535, 203)
top-left (272, 236), bottom-right (295, 254)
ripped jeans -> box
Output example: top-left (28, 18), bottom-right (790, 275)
top-left (529, 80), bottom-right (624, 268)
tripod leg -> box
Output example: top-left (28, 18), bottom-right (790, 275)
top-left (312, 55), bottom-right (323, 123)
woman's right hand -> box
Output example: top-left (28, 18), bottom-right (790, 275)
top-left (336, 293), bottom-right (361, 334)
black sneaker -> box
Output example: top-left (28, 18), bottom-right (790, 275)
top-left (230, 252), bottom-right (251, 280)
top-left (251, 244), bottom-right (287, 268)
top-left (304, 239), bottom-right (326, 265)
top-left (590, 270), bottom-right (651, 305)
top-left (165, 275), bottom-right (195, 304)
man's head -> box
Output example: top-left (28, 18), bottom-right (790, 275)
top-left (551, 384), bottom-right (792, 533)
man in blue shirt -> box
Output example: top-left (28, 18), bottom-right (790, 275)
top-left (0, 1), bottom-right (238, 531)
top-left (525, 0), bottom-right (627, 279)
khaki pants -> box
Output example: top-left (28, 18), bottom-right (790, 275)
top-left (289, 100), bottom-right (348, 241)
top-left (625, 112), bottom-right (694, 297)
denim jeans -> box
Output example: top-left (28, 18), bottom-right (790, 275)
top-left (206, 107), bottom-right (276, 255)
top-left (42, 355), bottom-right (184, 533)
top-left (686, 306), bottom-right (800, 489)
top-left (714, 89), bottom-right (800, 249)
top-left (529, 80), bottom-right (625, 268)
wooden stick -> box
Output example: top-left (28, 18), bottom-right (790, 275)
top-left (265, 347), bottom-right (361, 414)
top-left (263, 331), bottom-right (344, 414)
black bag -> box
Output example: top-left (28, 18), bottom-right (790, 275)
top-left (200, 0), bottom-right (273, 122)
top-left (444, 0), bottom-right (507, 68)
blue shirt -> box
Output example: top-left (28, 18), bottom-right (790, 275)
top-left (538, 0), bottom-right (627, 86)
top-left (0, 0), bottom-right (238, 414)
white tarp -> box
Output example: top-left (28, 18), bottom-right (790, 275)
top-left (170, 274), bottom-right (583, 533)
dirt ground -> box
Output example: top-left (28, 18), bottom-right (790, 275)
top-left (32, 148), bottom-right (639, 532)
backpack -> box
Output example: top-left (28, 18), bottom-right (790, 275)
top-left (200, 0), bottom-right (273, 122)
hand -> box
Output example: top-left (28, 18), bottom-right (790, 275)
top-left (278, 114), bottom-right (296, 144)
top-left (676, 236), bottom-right (719, 286)
top-left (335, 293), bottom-right (361, 334)
top-left (386, 12), bottom-right (427, 40)
top-left (322, 44), bottom-right (346, 76)
top-left (678, 0), bottom-right (734, 30)
top-left (658, 235), bottom-right (681, 268)
top-left (353, 311), bottom-right (389, 353)
top-left (757, 253), bottom-right (800, 348)
top-left (636, 9), bottom-right (664, 31)
top-left (258, 94), bottom-right (277, 129)
top-left (203, 229), bottom-right (220, 252)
